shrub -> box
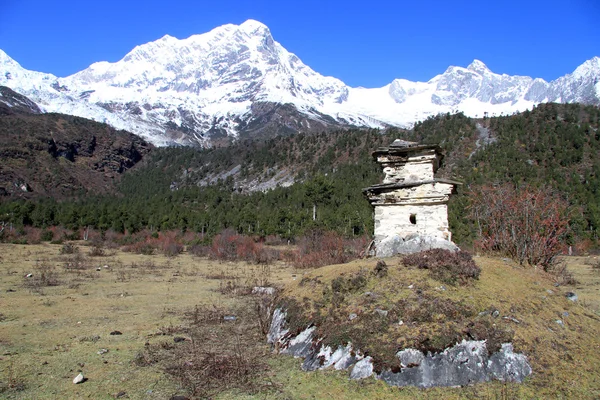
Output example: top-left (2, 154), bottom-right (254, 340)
top-left (295, 230), bottom-right (368, 269)
top-left (88, 246), bottom-right (106, 257)
top-left (161, 240), bottom-right (183, 257)
top-left (23, 262), bottom-right (61, 289)
top-left (469, 184), bottom-right (572, 270)
top-left (209, 230), bottom-right (275, 264)
top-left (40, 230), bottom-right (53, 242)
top-left (403, 249), bottom-right (480, 285)
top-left (59, 243), bottom-right (78, 255)
top-left (373, 260), bottom-right (388, 277)
top-left (189, 244), bottom-right (210, 257)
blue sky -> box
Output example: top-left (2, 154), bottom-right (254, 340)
top-left (1, 0), bottom-right (598, 87)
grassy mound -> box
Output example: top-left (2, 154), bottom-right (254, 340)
top-left (275, 253), bottom-right (600, 398)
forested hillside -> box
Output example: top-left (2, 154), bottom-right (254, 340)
top-left (1, 103), bottom-right (598, 246)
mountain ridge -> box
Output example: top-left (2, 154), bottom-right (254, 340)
top-left (1, 19), bottom-right (599, 146)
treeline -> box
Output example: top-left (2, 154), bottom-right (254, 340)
top-left (1, 103), bottom-right (599, 246)
top-left (0, 129), bottom-right (395, 239)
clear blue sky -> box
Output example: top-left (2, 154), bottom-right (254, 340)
top-left (1, 0), bottom-right (598, 87)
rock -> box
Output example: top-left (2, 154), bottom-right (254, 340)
top-left (492, 310), bottom-right (500, 318)
top-left (96, 267), bottom-right (101, 271)
top-left (375, 234), bottom-right (459, 257)
top-left (223, 315), bottom-right (237, 321)
top-left (267, 308), bottom-right (289, 345)
top-left (556, 319), bottom-right (565, 327)
top-left (97, 348), bottom-right (109, 355)
top-left (280, 326), bottom-right (315, 358)
top-left (173, 337), bottom-right (186, 343)
top-left (381, 341), bottom-right (532, 388)
top-left (252, 286), bottom-right (276, 296)
top-left (566, 292), bottom-right (578, 302)
top-left (268, 307), bottom-right (532, 388)
top-left (375, 309), bottom-right (388, 317)
top-left (104, 265), bottom-right (109, 269)
top-left (562, 311), bottom-right (569, 317)
top-left (115, 391), bottom-right (127, 398)
top-left (349, 313), bottom-right (357, 321)
top-left (397, 348), bottom-right (424, 368)
top-left (25, 273), bottom-right (33, 278)
top-left (350, 357), bottom-right (374, 379)
top-left (73, 373), bottom-right (85, 384)
top-left (503, 316), bottom-right (520, 324)
top-left (110, 331), bottom-right (122, 335)
top-left (398, 320), bottom-right (404, 326)
top-left (488, 343), bottom-right (532, 382)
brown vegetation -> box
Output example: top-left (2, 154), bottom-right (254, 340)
top-left (469, 184), bottom-right (572, 269)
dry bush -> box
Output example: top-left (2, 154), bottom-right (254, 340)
top-left (122, 241), bottom-right (156, 255)
top-left (403, 249), bottom-right (481, 285)
top-left (209, 230), bottom-right (276, 265)
top-left (59, 242), bottom-right (78, 255)
top-left (469, 184), bottom-right (572, 270)
top-left (136, 303), bottom-right (272, 398)
top-left (23, 262), bottom-right (62, 289)
top-left (189, 244), bottom-right (210, 257)
top-left (548, 261), bottom-right (578, 285)
top-left (88, 245), bottom-right (106, 257)
top-left (63, 253), bottom-right (89, 271)
top-left (295, 230), bottom-right (369, 269)
top-left (161, 240), bottom-right (184, 257)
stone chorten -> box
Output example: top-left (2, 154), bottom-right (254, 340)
top-left (363, 139), bottom-right (460, 257)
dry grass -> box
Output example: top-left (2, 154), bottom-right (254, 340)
top-left (0, 242), bottom-right (295, 399)
top-left (2, 242), bottom-right (600, 399)
top-left (275, 254), bottom-right (600, 399)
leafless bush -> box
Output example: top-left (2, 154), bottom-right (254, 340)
top-left (469, 184), bottom-right (572, 270)
top-left (548, 261), bottom-right (578, 285)
top-left (295, 230), bottom-right (369, 269)
top-left (189, 244), bottom-right (210, 257)
top-left (403, 249), bottom-right (480, 285)
top-left (88, 245), bottom-right (106, 257)
top-left (161, 241), bottom-right (183, 257)
top-left (136, 303), bottom-right (273, 398)
top-left (209, 230), bottom-right (277, 265)
top-left (63, 253), bottom-right (88, 271)
top-left (59, 242), bottom-right (78, 255)
top-left (23, 262), bottom-right (62, 289)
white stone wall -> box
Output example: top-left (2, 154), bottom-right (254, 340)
top-left (382, 162), bottom-right (434, 184)
top-left (374, 203), bottom-right (451, 242)
top-left (377, 150), bottom-right (438, 184)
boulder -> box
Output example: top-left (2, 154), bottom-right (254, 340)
top-left (375, 234), bottom-right (459, 257)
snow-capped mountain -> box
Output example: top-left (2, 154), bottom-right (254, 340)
top-left (1, 19), bottom-right (599, 146)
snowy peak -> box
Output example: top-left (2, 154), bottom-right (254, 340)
top-left (571, 56), bottom-right (600, 79)
top-left (467, 59), bottom-right (491, 75)
top-left (0, 20), bottom-right (598, 147)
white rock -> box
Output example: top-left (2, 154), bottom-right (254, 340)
top-left (73, 373), bottom-right (85, 384)
top-left (252, 286), bottom-right (276, 296)
top-left (350, 357), bottom-right (374, 379)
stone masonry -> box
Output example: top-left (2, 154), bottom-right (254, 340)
top-left (363, 139), bottom-right (460, 256)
